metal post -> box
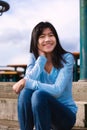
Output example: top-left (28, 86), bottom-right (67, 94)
top-left (80, 0), bottom-right (87, 81)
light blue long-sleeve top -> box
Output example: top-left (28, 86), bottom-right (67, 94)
top-left (24, 52), bottom-right (78, 114)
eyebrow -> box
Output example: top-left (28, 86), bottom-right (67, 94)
top-left (41, 31), bottom-right (53, 35)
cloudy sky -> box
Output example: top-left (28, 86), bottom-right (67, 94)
top-left (0, 0), bottom-right (80, 65)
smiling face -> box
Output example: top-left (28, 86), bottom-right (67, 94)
top-left (37, 28), bottom-right (57, 54)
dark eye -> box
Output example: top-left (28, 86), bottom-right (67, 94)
top-left (49, 33), bottom-right (54, 37)
top-left (39, 35), bottom-right (45, 38)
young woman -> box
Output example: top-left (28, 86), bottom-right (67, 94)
top-left (13, 21), bottom-right (78, 130)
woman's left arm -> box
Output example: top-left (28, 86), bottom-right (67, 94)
top-left (25, 53), bottom-right (74, 97)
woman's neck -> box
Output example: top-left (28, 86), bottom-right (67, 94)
top-left (44, 53), bottom-right (53, 73)
top-left (46, 53), bottom-right (52, 62)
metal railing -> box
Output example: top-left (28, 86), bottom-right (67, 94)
top-left (73, 52), bottom-right (80, 81)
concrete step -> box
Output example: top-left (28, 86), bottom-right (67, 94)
top-left (0, 119), bottom-right (19, 130)
top-left (0, 82), bottom-right (17, 99)
top-left (0, 98), bottom-right (18, 121)
top-left (0, 119), bottom-right (87, 130)
top-left (0, 82), bottom-right (87, 129)
top-left (75, 101), bottom-right (87, 127)
top-left (0, 98), bottom-right (87, 127)
top-left (0, 82), bottom-right (87, 101)
top-left (72, 82), bottom-right (87, 101)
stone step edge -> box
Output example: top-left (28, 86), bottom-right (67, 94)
top-left (0, 119), bottom-right (87, 130)
top-left (0, 98), bottom-right (87, 127)
top-left (0, 119), bottom-right (19, 128)
top-left (0, 82), bottom-right (87, 101)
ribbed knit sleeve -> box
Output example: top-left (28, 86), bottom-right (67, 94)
top-left (24, 53), bottom-right (47, 80)
top-left (25, 53), bottom-right (74, 97)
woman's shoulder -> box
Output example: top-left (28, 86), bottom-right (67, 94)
top-left (63, 52), bottom-right (74, 59)
top-left (62, 52), bottom-right (74, 63)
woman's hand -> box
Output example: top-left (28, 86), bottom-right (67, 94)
top-left (12, 78), bottom-right (26, 94)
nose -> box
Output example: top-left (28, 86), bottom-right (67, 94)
top-left (44, 36), bottom-right (50, 42)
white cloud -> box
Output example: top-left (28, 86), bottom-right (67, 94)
top-left (0, 0), bottom-right (79, 65)
top-left (10, 54), bottom-right (28, 65)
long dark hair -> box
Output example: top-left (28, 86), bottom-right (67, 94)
top-left (30, 21), bottom-right (68, 68)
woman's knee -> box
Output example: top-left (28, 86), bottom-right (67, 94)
top-left (18, 88), bottom-right (33, 105)
top-left (31, 90), bottom-right (48, 109)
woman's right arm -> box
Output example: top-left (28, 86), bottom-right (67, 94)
top-left (24, 53), bottom-right (47, 80)
top-left (13, 53), bottom-right (47, 94)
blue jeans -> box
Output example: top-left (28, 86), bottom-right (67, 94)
top-left (18, 88), bottom-right (76, 130)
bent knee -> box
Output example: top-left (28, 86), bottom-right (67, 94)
top-left (31, 90), bottom-right (48, 108)
top-left (18, 88), bottom-right (33, 103)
